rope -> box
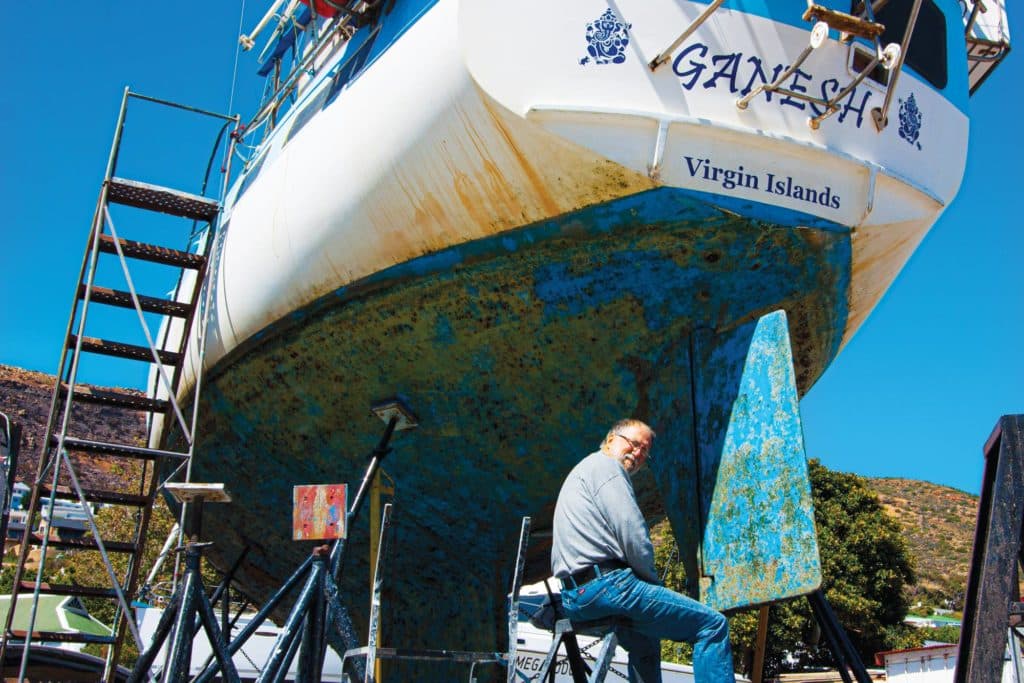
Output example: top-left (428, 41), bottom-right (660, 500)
top-left (227, 0), bottom-right (247, 117)
top-left (220, 0), bottom-right (247, 179)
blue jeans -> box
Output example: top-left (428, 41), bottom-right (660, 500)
top-left (560, 568), bottom-right (733, 683)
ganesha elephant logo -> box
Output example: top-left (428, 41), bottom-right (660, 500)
top-left (580, 8), bottom-right (632, 65)
top-left (898, 94), bottom-right (923, 150)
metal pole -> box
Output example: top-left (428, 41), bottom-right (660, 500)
top-left (165, 555), bottom-right (199, 683)
top-left (808, 591), bottom-right (872, 683)
top-left (363, 503), bottom-right (393, 683)
top-left (296, 549), bottom-right (328, 683)
top-left (222, 584), bottom-right (231, 651)
top-left (129, 591), bottom-right (183, 683)
top-left (193, 555), bottom-right (315, 683)
top-left (194, 570), bottom-right (242, 683)
top-left (59, 448), bottom-right (145, 652)
top-left (0, 416), bottom-right (21, 546)
top-left (127, 91), bottom-right (239, 122)
top-left (649, 0), bottom-right (727, 70)
top-left (271, 620), bottom-right (306, 683)
top-left (871, 0), bottom-right (924, 130)
top-left (16, 444), bottom-right (68, 683)
top-left (323, 570), bottom-right (366, 681)
top-left (256, 557), bottom-right (324, 683)
top-left (1009, 626), bottom-right (1024, 683)
top-left (330, 415), bottom-right (399, 577)
top-left (506, 517), bottom-right (531, 683)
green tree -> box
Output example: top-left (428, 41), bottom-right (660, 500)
top-left (653, 459), bottom-right (922, 677)
top-left (808, 460), bottom-right (919, 656)
top-left (922, 624), bottom-right (961, 644)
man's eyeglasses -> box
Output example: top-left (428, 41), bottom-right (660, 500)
top-left (615, 433), bottom-right (651, 457)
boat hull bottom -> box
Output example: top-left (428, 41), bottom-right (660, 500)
top-left (173, 188), bottom-right (849, 678)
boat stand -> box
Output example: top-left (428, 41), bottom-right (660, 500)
top-left (128, 484), bottom-right (238, 683)
top-left (192, 400), bottom-right (416, 683)
top-left (806, 591), bottom-right (872, 683)
top-left (342, 512), bottom-right (532, 682)
top-left (252, 544), bottom-right (363, 683)
top-left (534, 616), bottom-right (619, 683)
top-left (189, 542), bottom-right (364, 683)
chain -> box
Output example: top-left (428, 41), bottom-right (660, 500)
top-left (239, 643), bottom-right (262, 674)
top-left (578, 639), bottom-right (629, 680)
top-left (514, 637), bottom-right (629, 681)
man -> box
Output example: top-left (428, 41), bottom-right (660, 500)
top-left (551, 418), bottom-right (734, 683)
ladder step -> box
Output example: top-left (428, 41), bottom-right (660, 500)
top-left (11, 629), bottom-right (116, 645)
top-left (29, 532), bottom-right (137, 553)
top-left (82, 284), bottom-right (193, 318)
top-left (60, 382), bottom-right (170, 413)
top-left (39, 483), bottom-right (150, 507)
top-left (19, 581), bottom-right (119, 599)
top-left (70, 335), bottom-right (182, 365)
top-left (54, 435), bottom-right (190, 462)
top-left (98, 233), bottom-right (206, 269)
top-left (107, 177), bottom-right (220, 222)
top-left (802, 4), bottom-right (885, 39)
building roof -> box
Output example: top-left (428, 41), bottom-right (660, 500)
top-left (0, 595), bottom-right (111, 636)
top-left (874, 642), bottom-right (958, 665)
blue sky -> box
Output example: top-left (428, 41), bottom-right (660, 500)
top-left (2, 2), bottom-right (1019, 495)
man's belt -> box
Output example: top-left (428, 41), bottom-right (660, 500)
top-left (561, 560), bottom-right (629, 589)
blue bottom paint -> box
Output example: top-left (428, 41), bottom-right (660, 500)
top-left (168, 187), bottom-right (850, 679)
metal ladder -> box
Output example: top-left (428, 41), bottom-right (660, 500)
top-left (0, 89), bottom-right (238, 682)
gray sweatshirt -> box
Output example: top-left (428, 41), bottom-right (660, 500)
top-left (550, 451), bottom-right (659, 584)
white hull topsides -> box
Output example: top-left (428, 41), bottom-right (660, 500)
top-left (170, 0), bottom-right (969, 398)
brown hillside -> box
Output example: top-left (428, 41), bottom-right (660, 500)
top-left (0, 364), bottom-right (147, 492)
top-left (866, 477), bottom-right (977, 603)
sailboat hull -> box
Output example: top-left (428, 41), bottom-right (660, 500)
top-left (154, 0), bottom-right (973, 670)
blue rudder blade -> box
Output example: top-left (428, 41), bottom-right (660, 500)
top-left (690, 310), bottom-right (821, 611)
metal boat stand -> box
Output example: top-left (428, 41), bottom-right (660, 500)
top-left (128, 483), bottom-right (238, 683)
top-left (526, 572), bottom-right (620, 683)
top-left (192, 399), bottom-right (417, 683)
top-left (535, 615), bottom-right (619, 683)
top-left (805, 590), bottom-right (873, 683)
top-left (342, 512), bottom-right (532, 683)
top-left (189, 542), bottom-right (365, 683)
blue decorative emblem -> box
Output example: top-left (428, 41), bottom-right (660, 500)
top-left (897, 93), bottom-right (923, 150)
top-left (580, 8), bottom-right (632, 66)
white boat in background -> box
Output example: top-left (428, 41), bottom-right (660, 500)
top-left (136, 606), bottom-right (345, 682)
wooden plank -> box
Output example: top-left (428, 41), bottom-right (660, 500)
top-left (955, 415), bottom-right (1024, 682)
